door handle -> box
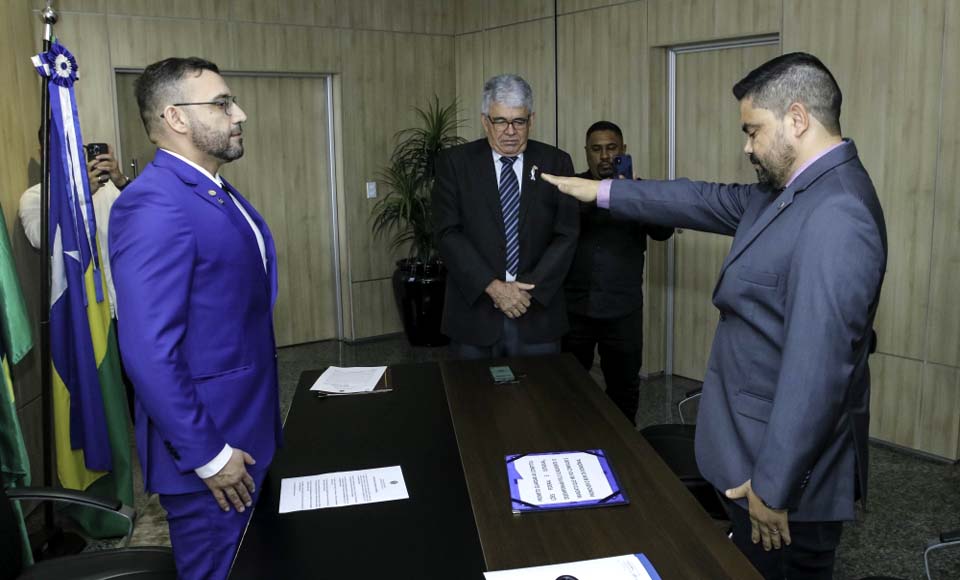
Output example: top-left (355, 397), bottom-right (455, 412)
top-left (130, 158), bottom-right (139, 179)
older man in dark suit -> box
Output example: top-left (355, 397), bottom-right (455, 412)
top-left (544, 52), bottom-right (887, 579)
top-left (433, 74), bottom-right (578, 358)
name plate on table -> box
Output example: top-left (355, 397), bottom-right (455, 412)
top-left (506, 449), bottom-right (628, 513)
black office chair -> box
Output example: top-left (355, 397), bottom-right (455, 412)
top-left (640, 387), bottom-right (728, 520)
top-left (0, 485), bottom-right (176, 580)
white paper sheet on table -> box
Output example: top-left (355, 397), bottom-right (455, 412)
top-left (483, 554), bottom-right (660, 580)
top-left (309, 366), bottom-right (387, 394)
top-left (278, 465), bottom-right (408, 514)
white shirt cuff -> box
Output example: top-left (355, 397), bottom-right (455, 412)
top-left (194, 444), bottom-right (233, 479)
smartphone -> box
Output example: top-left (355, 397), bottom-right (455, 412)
top-left (613, 154), bottom-right (633, 180)
top-left (489, 365), bottom-right (516, 384)
top-left (85, 142), bottom-right (108, 159)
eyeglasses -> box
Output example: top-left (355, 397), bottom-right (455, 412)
top-left (160, 96), bottom-right (240, 118)
top-left (485, 115), bottom-right (530, 131)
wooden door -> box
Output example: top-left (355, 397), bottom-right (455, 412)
top-left (671, 43), bottom-right (779, 381)
top-left (115, 73), bottom-right (339, 346)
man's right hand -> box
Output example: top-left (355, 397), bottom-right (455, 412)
top-left (486, 279), bottom-right (535, 319)
top-left (203, 448), bottom-right (256, 512)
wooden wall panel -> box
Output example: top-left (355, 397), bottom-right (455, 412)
top-left (647, 0), bottom-right (780, 46)
top-left (456, 32), bottom-right (486, 140)
top-left (783, 0), bottom-right (943, 361)
top-left (32, 0), bottom-right (105, 12)
top-left (927, 0), bottom-right (960, 368)
top-left (483, 18), bottom-right (557, 146)
top-left (229, 0), bottom-right (340, 27)
top-left (557, 2), bottom-right (649, 175)
top-left (343, 0), bottom-right (454, 35)
top-left (107, 15), bottom-right (236, 70)
top-left (916, 363), bottom-right (960, 460)
top-left (340, 30), bottom-right (456, 286)
top-left (352, 278), bottom-right (402, 338)
top-left (229, 22), bottom-right (340, 73)
top-left (868, 354), bottom-right (922, 449)
top-left (558, 0), bottom-right (625, 15)
top-left (485, 0), bottom-right (554, 29)
top-left (103, 0), bottom-right (230, 20)
top-left (457, 0), bottom-right (486, 34)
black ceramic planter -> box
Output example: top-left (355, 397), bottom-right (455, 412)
top-left (392, 258), bottom-right (450, 347)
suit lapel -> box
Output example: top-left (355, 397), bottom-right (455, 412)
top-left (221, 179), bottom-right (274, 298)
top-left (476, 142), bottom-right (505, 237)
top-left (714, 141), bottom-right (857, 284)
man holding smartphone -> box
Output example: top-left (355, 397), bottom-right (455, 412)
top-left (18, 139), bottom-right (135, 418)
top-left (562, 121), bottom-right (673, 425)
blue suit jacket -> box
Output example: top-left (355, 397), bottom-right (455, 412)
top-left (109, 150), bottom-right (282, 495)
top-left (610, 141), bottom-right (887, 521)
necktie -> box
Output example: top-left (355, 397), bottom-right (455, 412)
top-left (499, 156), bottom-right (520, 276)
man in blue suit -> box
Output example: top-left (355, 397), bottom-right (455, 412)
top-left (109, 57), bottom-right (281, 580)
top-left (544, 52), bottom-right (887, 579)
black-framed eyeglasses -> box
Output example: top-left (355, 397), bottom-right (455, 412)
top-left (485, 114), bottom-right (530, 131)
top-left (160, 96), bottom-right (239, 118)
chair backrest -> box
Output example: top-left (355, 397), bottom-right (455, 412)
top-left (0, 486), bottom-right (25, 580)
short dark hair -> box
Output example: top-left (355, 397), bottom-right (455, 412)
top-left (585, 121), bottom-right (623, 142)
top-left (135, 57), bottom-right (220, 139)
top-left (732, 52), bottom-right (842, 135)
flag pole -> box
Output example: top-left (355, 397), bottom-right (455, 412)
top-left (39, 4), bottom-right (56, 530)
top-left (35, 2), bottom-right (87, 558)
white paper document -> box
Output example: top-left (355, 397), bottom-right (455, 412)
top-left (309, 366), bottom-right (387, 394)
top-left (278, 465), bottom-right (409, 514)
top-left (484, 554), bottom-right (660, 580)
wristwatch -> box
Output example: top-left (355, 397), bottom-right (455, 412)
top-left (116, 175), bottom-right (132, 191)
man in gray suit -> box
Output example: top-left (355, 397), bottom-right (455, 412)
top-left (543, 52), bottom-right (887, 579)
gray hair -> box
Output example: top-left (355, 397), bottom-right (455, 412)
top-left (481, 74), bottom-right (534, 115)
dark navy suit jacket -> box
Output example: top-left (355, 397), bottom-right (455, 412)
top-left (109, 150), bottom-right (282, 495)
top-left (433, 139), bottom-right (579, 346)
top-left (610, 141), bottom-right (886, 521)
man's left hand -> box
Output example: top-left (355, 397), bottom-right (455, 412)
top-left (725, 479), bottom-right (791, 551)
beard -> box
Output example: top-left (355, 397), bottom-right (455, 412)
top-left (750, 127), bottom-right (796, 190)
top-left (189, 115), bottom-right (244, 163)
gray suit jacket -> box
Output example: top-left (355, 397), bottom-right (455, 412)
top-left (610, 140), bottom-right (886, 521)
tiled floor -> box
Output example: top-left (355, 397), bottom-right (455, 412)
top-left (48, 336), bottom-right (960, 579)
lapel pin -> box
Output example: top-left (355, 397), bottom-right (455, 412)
top-left (530, 165), bottom-right (538, 181)
top-left (207, 189), bottom-right (217, 196)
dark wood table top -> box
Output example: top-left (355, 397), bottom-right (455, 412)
top-left (232, 355), bottom-right (759, 579)
top-left (229, 363), bottom-right (485, 579)
top-left (441, 354), bottom-right (760, 579)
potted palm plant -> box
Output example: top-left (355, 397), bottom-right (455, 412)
top-left (371, 97), bottom-right (465, 346)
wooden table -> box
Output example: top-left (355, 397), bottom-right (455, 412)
top-left (231, 354), bottom-right (759, 579)
top-left (441, 354), bottom-right (759, 578)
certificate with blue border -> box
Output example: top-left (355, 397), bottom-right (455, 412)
top-left (506, 449), bottom-right (628, 513)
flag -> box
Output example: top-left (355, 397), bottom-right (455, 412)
top-left (33, 41), bottom-right (133, 539)
top-left (0, 200), bottom-right (35, 565)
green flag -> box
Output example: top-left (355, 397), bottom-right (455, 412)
top-left (0, 201), bottom-right (35, 565)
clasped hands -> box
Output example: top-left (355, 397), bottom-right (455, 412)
top-left (485, 279), bottom-right (535, 319)
top-left (726, 479), bottom-right (792, 551)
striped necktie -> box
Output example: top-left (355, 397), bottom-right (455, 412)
top-left (499, 156), bottom-right (520, 276)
